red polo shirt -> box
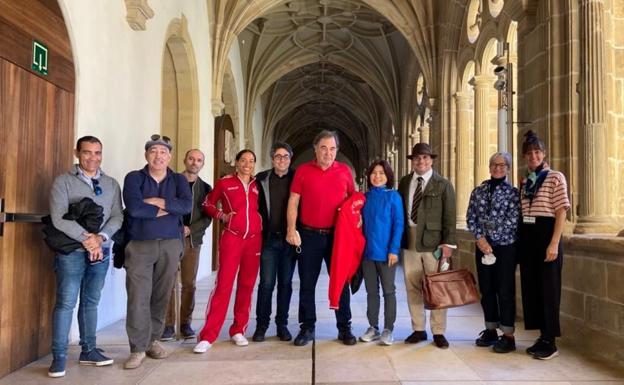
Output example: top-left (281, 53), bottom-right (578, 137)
top-left (291, 160), bottom-right (355, 228)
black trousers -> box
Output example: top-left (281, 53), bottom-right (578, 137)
top-left (476, 242), bottom-right (517, 333)
top-left (519, 217), bottom-right (563, 339)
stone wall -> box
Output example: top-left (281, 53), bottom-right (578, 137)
top-left (456, 229), bottom-right (624, 364)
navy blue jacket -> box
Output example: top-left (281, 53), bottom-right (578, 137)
top-left (123, 166), bottom-right (192, 241)
top-left (361, 187), bottom-right (404, 262)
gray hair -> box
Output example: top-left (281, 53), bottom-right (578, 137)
top-left (270, 142), bottom-right (293, 158)
top-left (489, 151), bottom-right (512, 168)
top-left (313, 130), bottom-right (340, 148)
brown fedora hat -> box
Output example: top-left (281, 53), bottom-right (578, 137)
top-left (407, 143), bottom-right (438, 159)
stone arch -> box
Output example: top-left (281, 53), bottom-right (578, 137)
top-left (160, 16), bottom-right (200, 171)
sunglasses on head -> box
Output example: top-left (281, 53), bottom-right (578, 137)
top-left (92, 178), bottom-right (102, 196)
top-left (151, 134), bottom-right (171, 143)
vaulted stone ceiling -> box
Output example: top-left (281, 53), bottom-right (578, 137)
top-left (234, 0), bottom-right (423, 173)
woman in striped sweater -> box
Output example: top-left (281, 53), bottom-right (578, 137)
top-left (518, 130), bottom-right (570, 360)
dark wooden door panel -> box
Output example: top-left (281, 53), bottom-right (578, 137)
top-left (0, 56), bottom-right (73, 376)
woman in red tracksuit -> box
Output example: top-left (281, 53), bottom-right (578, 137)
top-left (194, 149), bottom-right (262, 353)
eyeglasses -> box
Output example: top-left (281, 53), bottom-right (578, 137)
top-left (151, 134), bottom-right (171, 143)
top-left (92, 178), bottom-right (102, 196)
top-left (273, 154), bottom-right (290, 161)
top-left (490, 163), bottom-right (508, 169)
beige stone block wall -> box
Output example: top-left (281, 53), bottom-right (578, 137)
top-left (456, 229), bottom-right (624, 364)
top-left (606, 1), bottom-right (624, 220)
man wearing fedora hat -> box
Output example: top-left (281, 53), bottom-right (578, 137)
top-left (122, 134), bottom-right (192, 369)
top-left (398, 142), bottom-right (456, 349)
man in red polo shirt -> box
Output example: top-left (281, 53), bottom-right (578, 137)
top-left (286, 130), bottom-right (356, 346)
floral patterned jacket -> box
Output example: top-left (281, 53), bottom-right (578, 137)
top-left (466, 180), bottom-right (520, 246)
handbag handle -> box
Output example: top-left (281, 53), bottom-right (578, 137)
top-left (436, 256), bottom-right (453, 272)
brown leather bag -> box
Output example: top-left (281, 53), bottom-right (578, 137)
top-left (422, 258), bottom-right (480, 310)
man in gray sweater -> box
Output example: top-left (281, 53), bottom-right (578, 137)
top-left (48, 136), bottom-right (123, 378)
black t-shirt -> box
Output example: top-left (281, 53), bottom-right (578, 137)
top-left (269, 172), bottom-right (290, 233)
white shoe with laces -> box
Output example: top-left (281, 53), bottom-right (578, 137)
top-left (359, 326), bottom-right (380, 342)
top-left (193, 340), bottom-right (212, 354)
top-left (231, 333), bottom-right (249, 346)
top-left (379, 329), bottom-right (394, 346)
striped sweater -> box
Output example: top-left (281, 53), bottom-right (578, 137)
top-left (520, 170), bottom-right (570, 217)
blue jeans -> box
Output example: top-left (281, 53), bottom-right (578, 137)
top-left (255, 233), bottom-right (296, 328)
top-left (297, 229), bottom-right (351, 332)
top-left (51, 250), bottom-right (108, 357)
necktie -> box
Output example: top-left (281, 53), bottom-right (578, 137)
top-left (410, 177), bottom-right (423, 224)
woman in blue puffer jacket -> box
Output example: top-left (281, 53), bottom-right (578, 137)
top-left (359, 160), bottom-right (404, 346)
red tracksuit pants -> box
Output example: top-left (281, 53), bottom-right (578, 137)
top-left (198, 231), bottom-right (262, 343)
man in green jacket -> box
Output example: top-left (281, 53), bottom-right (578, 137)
top-left (161, 149), bottom-right (212, 341)
top-left (398, 143), bottom-right (456, 349)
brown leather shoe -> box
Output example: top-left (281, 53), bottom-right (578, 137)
top-left (123, 352), bottom-right (145, 369)
top-left (433, 334), bottom-right (449, 349)
top-left (146, 340), bottom-right (169, 359)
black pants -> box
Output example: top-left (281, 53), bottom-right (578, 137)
top-left (519, 217), bottom-right (563, 339)
top-left (476, 242), bottom-right (517, 333)
top-left (297, 229), bottom-right (351, 332)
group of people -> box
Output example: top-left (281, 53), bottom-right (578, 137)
top-left (467, 130), bottom-right (568, 360)
top-left (46, 128), bottom-right (568, 378)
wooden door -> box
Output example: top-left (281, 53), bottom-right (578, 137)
top-left (0, 0), bottom-right (75, 377)
top-left (211, 115), bottom-right (235, 270)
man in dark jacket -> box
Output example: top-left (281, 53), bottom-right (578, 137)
top-left (398, 143), bottom-right (456, 349)
top-left (122, 135), bottom-right (192, 369)
top-left (161, 149), bottom-right (212, 341)
top-left (252, 142), bottom-right (296, 342)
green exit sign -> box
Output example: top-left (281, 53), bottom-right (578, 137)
top-left (31, 40), bottom-right (48, 75)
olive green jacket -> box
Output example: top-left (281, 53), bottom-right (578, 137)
top-left (398, 171), bottom-right (456, 252)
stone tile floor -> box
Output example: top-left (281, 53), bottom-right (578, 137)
top-left (2, 266), bottom-right (623, 384)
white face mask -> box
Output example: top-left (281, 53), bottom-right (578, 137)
top-left (482, 253), bottom-right (497, 265)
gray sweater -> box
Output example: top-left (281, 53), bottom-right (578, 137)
top-left (49, 165), bottom-right (123, 242)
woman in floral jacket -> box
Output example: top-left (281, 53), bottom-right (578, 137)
top-left (466, 152), bottom-right (520, 354)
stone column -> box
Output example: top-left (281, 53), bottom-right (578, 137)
top-left (470, 74), bottom-right (496, 186)
top-left (454, 92), bottom-right (472, 226)
top-left (418, 125), bottom-right (429, 144)
top-left (575, 0), bottom-right (614, 233)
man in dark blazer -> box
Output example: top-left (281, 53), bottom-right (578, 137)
top-left (398, 143), bottom-right (456, 349)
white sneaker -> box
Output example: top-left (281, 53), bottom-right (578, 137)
top-left (359, 326), bottom-right (380, 342)
top-left (193, 340), bottom-right (212, 354)
top-left (231, 333), bottom-right (249, 346)
top-left (380, 329), bottom-right (394, 346)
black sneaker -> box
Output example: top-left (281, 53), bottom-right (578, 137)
top-left (533, 340), bottom-right (559, 360)
top-left (79, 348), bottom-right (114, 366)
top-left (337, 329), bottom-right (357, 346)
top-left (526, 336), bottom-right (548, 355)
top-left (180, 324), bottom-right (195, 339)
top-left (493, 335), bottom-right (516, 353)
top-left (475, 329), bottom-right (499, 347)
top-left (276, 326), bottom-right (292, 342)
top-left (160, 326), bottom-right (175, 341)
top-left (294, 329), bottom-right (315, 346)
top-left (48, 356), bottom-right (66, 378)
top-left (252, 327), bottom-right (267, 342)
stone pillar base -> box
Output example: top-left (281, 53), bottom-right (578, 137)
top-left (573, 217), bottom-right (620, 234)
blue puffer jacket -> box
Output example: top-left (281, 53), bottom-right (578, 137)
top-left (362, 186), bottom-right (404, 262)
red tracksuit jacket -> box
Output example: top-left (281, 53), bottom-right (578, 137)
top-left (328, 192), bottom-right (366, 309)
top-left (202, 173), bottom-right (262, 238)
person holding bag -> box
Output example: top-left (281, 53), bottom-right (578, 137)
top-left (466, 152), bottom-right (520, 353)
top-left (359, 160), bottom-right (403, 346)
top-left (398, 143), bottom-right (456, 349)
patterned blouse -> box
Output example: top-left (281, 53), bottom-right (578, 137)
top-left (466, 180), bottom-right (521, 246)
